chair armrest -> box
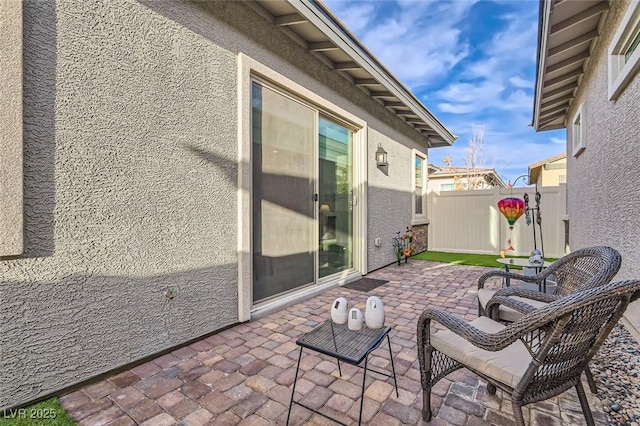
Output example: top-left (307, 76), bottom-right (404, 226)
top-left (485, 295), bottom-right (540, 320)
top-left (492, 287), bottom-right (559, 303)
top-left (417, 307), bottom-right (523, 352)
top-left (478, 266), bottom-right (557, 290)
top-left (485, 289), bottom-right (558, 321)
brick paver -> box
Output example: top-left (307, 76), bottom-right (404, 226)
top-left (60, 260), bottom-right (611, 425)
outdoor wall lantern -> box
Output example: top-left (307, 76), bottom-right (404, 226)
top-left (375, 144), bottom-right (388, 167)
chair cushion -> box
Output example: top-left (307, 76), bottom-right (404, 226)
top-left (478, 288), bottom-right (549, 322)
top-left (431, 316), bottom-right (532, 388)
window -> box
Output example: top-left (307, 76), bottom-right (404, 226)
top-left (571, 103), bottom-right (585, 157)
top-left (413, 150), bottom-right (427, 221)
top-left (608, 0), bottom-right (640, 100)
top-left (440, 183), bottom-right (455, 191)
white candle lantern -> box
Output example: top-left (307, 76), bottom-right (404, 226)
top-left (365, 296), bottom-right (385, 329)
top-left (331, 297), bottom-right (348, 324)
top-left (348, 307), bottom-right (363, 330)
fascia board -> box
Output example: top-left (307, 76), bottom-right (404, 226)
top-left (287, 0), bottom-right (456, 145)
top-left (533, 0), bottom-right (554, 131)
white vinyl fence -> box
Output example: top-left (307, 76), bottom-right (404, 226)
top-left (427, 185), bottom-right (568, 258)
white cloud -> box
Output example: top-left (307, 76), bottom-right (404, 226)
top-left (509, 76), bottom-right (534, 88)
top-left (325, 0), bottom-right (477, 85)
top-left (326, 3), bottom-right (377, 34)
top-left (437, 103), bottom-right (477, 114)
top-left (431, 5), bottom-right (539, 117)
top-left (324, 0), bottom-right (566, 184)
top-left (438, 80), bottom-right (505, 104)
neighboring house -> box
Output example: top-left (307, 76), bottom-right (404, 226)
top-left (427, 165), bottom-right (507, 192)
top-left (528, 153), bottom-right (567, 187)
top-left (533, 0), bottom-right (640, 339)
top-left (0, 0), bottom-right (455, 408)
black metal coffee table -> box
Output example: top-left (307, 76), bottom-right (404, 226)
top-left (286, 320), bottom-right (398, 425)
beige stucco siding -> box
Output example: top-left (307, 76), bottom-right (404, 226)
top-left (1, 0), bottom-right (431, 408)
top-left (1, 0), bottom-right (240, 408)
top-left (367, 130), bottom-right (426, 270)
top-left (0, 0), bottom-right (24, 256)
top-left (565, 0), bottom-right (640, 282)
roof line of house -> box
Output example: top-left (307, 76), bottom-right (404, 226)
top-left (528, 152), bottom-right (566, 170)
top-left (284, 0), bottom-right (458, 147)
top-left (428, 166), bottom-right (507, 188)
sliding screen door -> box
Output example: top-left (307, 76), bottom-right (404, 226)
top-left (252, 82), bottom-right (316, 302)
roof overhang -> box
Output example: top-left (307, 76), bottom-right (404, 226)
top-left (533, 0), bottom-right (609, 131)
top-left (244, 0), bottom-right (457, 148)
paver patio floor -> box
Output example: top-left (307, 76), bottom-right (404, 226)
top-left (60, 261), bottom-right (609, 425)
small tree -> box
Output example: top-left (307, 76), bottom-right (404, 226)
top-left (463, 124), bottom-right (486, 190)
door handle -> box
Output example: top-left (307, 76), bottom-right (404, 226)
top-left (313, 194), bottom-right (318, 202)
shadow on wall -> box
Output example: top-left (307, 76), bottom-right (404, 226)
top-left (0, 263), bottom-right (238, 410)
top-left (21, 0), bottom-right (57, 258)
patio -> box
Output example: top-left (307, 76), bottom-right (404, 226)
top-left (60, 261), bottom-right (610, 425)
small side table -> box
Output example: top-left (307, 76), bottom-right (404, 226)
top-left (286, 320), bottom-right (398, 426)
top-left (496, 258), bottom-right (554, 291)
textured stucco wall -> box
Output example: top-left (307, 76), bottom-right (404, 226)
top-left (0, 0), bottom-right (24, 255)
top-left (367, 132), bottom-right (428, 271)
top-left (1, 0), bottom-right (239, 408)
top-left (565, 0), bottom-right (640, 281)
top-left (1, 0), bottom-right (434, 408)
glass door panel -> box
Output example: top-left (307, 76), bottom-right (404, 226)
top-left (318, 117), bottom-right (353, 278)
top-left (252, 82), bottom-right (316, 302)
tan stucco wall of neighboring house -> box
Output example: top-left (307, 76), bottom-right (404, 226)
top-left (428, 176), bottom-right (458, 192)
top-left (0, 0), bottom-right (433, 408)
top-left (537, 158), bottom-right (566, 187)
top-left (564, 0), bottom-right (640, 338)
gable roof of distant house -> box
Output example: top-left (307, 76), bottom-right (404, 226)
top-left (528, 152), bottom-right (567, 184)
top-left (245, 0), bottom-right (457, 148)
top-left (532, 0), bottom-right (609, 131)
top-left (428, 165), bottom-right (507, 188)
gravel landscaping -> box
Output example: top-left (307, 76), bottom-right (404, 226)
top-left (592, 325), bottom-right (640, 426)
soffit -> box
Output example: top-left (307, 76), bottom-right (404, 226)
top-left (533, 0), bottom-right (609, 131)
top-left (244, 0), bottom-right (456, 148)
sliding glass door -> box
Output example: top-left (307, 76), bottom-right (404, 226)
top-left (318, 117), bottom-right (353, 278)
top-left (251, 81), bottom-right (354, 303)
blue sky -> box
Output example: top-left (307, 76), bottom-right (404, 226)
top-left (324, 0), bottom-right (567, 185)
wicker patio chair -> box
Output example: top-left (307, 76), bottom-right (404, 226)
top-left (417, 279), bottom-right (640, 426)
top-left (477, 246), bottom-right (621, 320)
top-left (476, 246), bottom-right (621, 393)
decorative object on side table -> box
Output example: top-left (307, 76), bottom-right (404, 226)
top-left (529, 249), bottom-right (544, 265)
top-left (392, 227), bottom-right (414, 265)
top-left (365, 296), bottom-right (385, 329)
top-left (348, 307), bottom-right (363, 330)
top-left (331, 297), bottom-right (348, 324)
